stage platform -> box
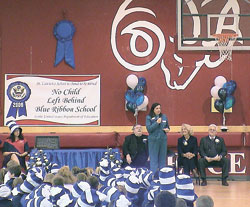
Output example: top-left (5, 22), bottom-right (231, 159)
top-left (30, 148), bottom-right (121, 169)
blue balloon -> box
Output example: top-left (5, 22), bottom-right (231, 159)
top-left (138, 77), bottom-right (146, 86)
top-left (225, 95), bottom-right (235, 110)
top-left (125, 90), bottom-right (136, 103)
top-left (218, 88), bottom-right (227, 101)
top-left (223, 80), bottom-right (237, 95)
top-left (134, 84), bottom-right (145, 93)
top-left (229, 80), bottom-right (237, 90)
top-left (135, 92), bottom-right (144, 106)
top-left (214, 99), bottom-right (224, 114)
top-left (126, 101), bottom-right (137, 113)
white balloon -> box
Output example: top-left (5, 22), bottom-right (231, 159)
top-left (214, 76), bottom-right (227, 87)
top-left (137, 95), bottom-right (149, 111)
top-left (210, 86), bottom-right (220, 99)
top-left (126, 74), bottom-right (138, 89)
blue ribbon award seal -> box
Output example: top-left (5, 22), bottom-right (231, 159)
top-left (54, 20), bottom-right (76, 69)
top-left (6, 81), bottom-right (31, 118)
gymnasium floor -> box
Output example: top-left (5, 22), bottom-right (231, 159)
top-left (194, 180), bottom-right (250, 207)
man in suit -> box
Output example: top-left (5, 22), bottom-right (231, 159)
top-left (122, 124), bottom-right (149, 168)
top-left (198, 124), bottom-right (230, 186)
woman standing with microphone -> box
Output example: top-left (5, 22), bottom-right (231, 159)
top-left (146, 103), bottom-right (170, 174)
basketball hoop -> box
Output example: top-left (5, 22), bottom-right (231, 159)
top-left (212, 33), bottom-right (238, 61)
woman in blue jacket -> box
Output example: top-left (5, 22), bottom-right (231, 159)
top-left (146, 103), bottom-right (170, 174)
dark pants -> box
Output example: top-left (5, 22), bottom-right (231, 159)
top-left (132, 152), bottom-right (149, 168)
top-left (122, 152), bottom-right (149, 169)
top-left (198, 157), bottom-right (230, 180)
top-left (179, 157), bottom-right (197, 176)
top-left (3, 153), bottom-right (26, 170)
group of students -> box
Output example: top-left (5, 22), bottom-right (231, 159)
top-left (123, 103), bottom-right (230, 186)
top-left (0, 155), bottom-right (104, 207)
top-left (0, 147), bottom-right (214, 207)
top-left (0, 111), bottom-right (225, 206)
top-left (0, 119), bottom-right (216, 207)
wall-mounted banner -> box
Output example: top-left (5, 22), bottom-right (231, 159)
top-left (4, 74), bottom-right (100, 126)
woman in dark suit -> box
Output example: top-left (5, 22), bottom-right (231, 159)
top-left (177, 124), bottom-right (199, 180)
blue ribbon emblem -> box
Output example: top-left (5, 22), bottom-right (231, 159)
top-left (54, 20), bottom-right (75, 69)
top-left (7, 81), bottom-right (31, 118)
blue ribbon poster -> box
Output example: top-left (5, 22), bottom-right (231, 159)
top-left (5, 74), bottom-right (100, 126)
top-left (54, 20), bottom-right (76, 68)
top-left (6, 81), bottom-right (31, 118)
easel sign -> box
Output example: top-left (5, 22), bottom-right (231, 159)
top-left (35, 136), bottom-right (60, 149)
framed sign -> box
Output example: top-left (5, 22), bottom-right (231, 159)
top-left (4, 75), bottom-right (100, 126)
top-left (35, 136), bottom-right (60, 149)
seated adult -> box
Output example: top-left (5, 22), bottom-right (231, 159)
top-left (122, 124), bottom-right (149, 168)
top-left (177, 124), bottom-right (199, 180)
top-left (198, 124), bottom-right (230, 186)
top-left (2, 121), bottom-right (29, 170)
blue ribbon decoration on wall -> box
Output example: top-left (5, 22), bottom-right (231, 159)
top-left (53, 20), bottom-right (75, 68)
top-left (6, 81), bottom-right (31, 118)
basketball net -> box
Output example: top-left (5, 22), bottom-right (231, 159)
top-left (212, 33), bottom-right (238, 61)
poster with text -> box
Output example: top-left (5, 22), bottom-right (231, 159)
top-left (4, 74), bottom-right (100, 126)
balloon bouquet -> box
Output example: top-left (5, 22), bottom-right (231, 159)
top-left (125, 74), bottom-right (149, 124)
top-left (210, 76), bottom-right (237, 131)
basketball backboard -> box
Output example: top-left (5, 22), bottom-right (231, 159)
top-left (177, 0), bottom-right (250, 51)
